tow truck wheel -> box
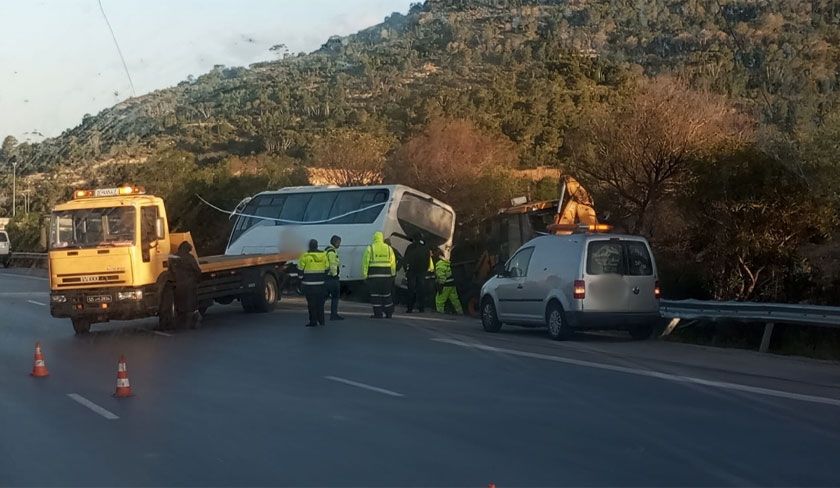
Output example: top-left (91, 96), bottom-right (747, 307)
top-left (71, 318), bottom-right (91, 335)
top-left (158, 285), bottom-right (177, 330)
top-left (253, 273), bottom-right (278, 313)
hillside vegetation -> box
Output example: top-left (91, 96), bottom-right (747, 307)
top-left (1, 0), bottom-right (839, 307)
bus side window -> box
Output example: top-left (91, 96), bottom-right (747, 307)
top-left (141, 206), bottom-right (159, 263)
top-left (356, 189), bottom-right (389, 223)
top-left (330, 191), bottom-right (364, 224)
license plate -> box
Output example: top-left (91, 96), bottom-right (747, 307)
top-left (86, 295), bottom-right (112, 304)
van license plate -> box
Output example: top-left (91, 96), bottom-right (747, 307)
top-left (86, 295), bottom-right (112, 304)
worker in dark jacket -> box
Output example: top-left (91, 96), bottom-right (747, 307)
top-left (324, 235), bottom-right (343, 321)
top-left (403, 232), bottom-right (433, 313)
top-left (170, 241), bottom-right (202, 329)
top-left (362, 232), bottom-right (396, 318)
top-left (299, 239), bottom-right (328, 327)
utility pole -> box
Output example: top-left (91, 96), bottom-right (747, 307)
top-left (11, 157), bottom-right (17, 218)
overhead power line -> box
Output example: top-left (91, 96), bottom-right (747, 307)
top-left (97, 0), bottom-right (136, 98)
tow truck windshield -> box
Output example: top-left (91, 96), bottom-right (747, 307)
top-left (49, 207), bottom-right (136, 249)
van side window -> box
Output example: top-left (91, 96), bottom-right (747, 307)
top-left (505, 247), bottom-right (534, 278)
top-left (626, 242), bottom-right (653, 276)
top-left (587, 241), bottom-right (624, 275)
top-left (0, 233), bottom-right (6, 242)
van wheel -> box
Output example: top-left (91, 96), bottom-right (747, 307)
top-left (158, 284), bottom-right (177, 330)
top-left (630, 324), bottom-right (654, 340)
top-left (71, 318), bottom-right (91, 335)
top-left (546, 302), bottom-right (570, 341)
top-left (481, 297), bottom-right (502, 333)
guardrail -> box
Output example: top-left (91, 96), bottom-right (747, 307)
top-left (8, 252), bottom-right (48, 269)
top-left (660, 299), bottom-right (840, 352)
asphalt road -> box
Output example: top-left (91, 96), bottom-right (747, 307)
top-left (1, 268), bottom-right (840, 487)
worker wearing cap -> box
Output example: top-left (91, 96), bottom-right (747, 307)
top-left (299, 239), bottom-right (328, 327)
top-left (362, 231), bottom-right (396, 319)
top-left (324, 235), bottom-right (343, 321)
top-left (434, 248), bottom-right (462, 315)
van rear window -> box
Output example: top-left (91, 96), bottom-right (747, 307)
top-left (586, 240), bottom-right (654, 276)
top-left (626, 241), bottom-right (653, 276)
top-left (0, 233), bottom-right (7, 242)
top-left (587, 241), bottom-right (623, 275)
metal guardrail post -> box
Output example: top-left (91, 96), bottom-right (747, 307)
top-left (759, 323), bottom-right (775, 353)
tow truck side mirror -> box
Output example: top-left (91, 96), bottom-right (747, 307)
top-left (155, 218), bottom-right (166, 240)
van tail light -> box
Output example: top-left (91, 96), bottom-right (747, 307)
top-left (654, 280), bottom-right (661, 300)
top-left (573, 280), bottom-right (586, 299)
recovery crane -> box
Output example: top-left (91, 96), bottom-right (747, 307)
top-left (455, 174), bottom-right (603, 316)
top-left (47, 185), bottom-right (295, 334)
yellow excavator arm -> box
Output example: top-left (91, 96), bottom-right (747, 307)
top-left (549, 174), bottom-right (599, 234)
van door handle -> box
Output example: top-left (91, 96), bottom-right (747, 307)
top-left (517, 284), bottom-right (524, 289)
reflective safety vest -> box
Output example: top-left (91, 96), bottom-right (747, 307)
top-left (363, 242), bottom-right (395, 279)
top-left (325, 245), bottom-right (340, 278)
top-left (299, 251), bottom-right (328, 286)
top-left (435, 259), bottom-right (455, 286)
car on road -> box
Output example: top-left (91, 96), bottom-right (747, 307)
top-left (480, 227), bottom-right (660, 340)
top-left (0, 230), bottom-right (10, 268)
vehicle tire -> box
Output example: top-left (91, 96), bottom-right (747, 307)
top-left (481, 297), bottom-right (502, 333)
top-left (241, 295), bottom-right (257, 313)
top-left (629, 324), bottom-right (654, 340)
top-left (158, 284), bottom-right (177, 330)
top-left (71, 318), bottom-right (91, 335)
top-left (546, 301), bottom-right (570, 341)
top-left (2, 257), bottom-right (10, 268)
top-left (253, 273), bottom-right (279, 313)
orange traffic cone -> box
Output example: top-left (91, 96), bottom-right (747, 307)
top-left (113, 355), bottom-right (133, 397)
top-left (30, 342), bottom-right (49, 377)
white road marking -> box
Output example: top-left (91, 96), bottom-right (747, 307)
top-left (324, 376), bottom-right (405, 397)
top-left (0, 272), bottom-right (48, 281)
top-left (150, 330), bottom-right (172, 337)
top-left (432, 338), bottom-right (840, 408)
top-left (67, 393), bottom-right (120, 420)
top-left (27, 299), bottom-right (47, 306)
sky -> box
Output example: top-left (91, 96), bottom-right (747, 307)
top-left (0, 0), bottom-right (413, 142)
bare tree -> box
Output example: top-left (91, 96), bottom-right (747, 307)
top-left (309, 130), bottom-right (392, 186)
top-left (568, 76), bottom-right (754, 235)
top-left (385, 117), bottom-right (518, 227)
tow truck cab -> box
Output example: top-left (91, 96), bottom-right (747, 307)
top-left (48, 186), bottom-right (173, 330)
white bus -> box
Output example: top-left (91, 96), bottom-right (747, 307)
top-left (225, 185), bottom-right (456, 287)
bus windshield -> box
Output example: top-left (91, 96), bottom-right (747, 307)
top-left (396, 193), bottom-right (454, 248)
top-left (50, 207), bottom-right (136, 249)
top-left (230, 188), bottom-right (390, 243)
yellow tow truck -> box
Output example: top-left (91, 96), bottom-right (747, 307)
top-left (48, 184), bottom-right (295, 334)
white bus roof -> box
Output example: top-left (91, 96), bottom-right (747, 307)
top-left (259, 185), bottom-right (450, 207)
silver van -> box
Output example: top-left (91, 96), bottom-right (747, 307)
top-left (480, 231), bottom-right (660, 340)
top-left (0, 231), bottom-right (10, 268)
